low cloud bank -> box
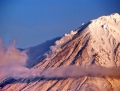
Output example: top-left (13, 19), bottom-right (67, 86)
top-left (41, 65), bottom-right (120, 78)
top-left (0, 38), bottom-right (120, 87)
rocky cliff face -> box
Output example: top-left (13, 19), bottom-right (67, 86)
top-left (1, 13), bottom-right (120, 91)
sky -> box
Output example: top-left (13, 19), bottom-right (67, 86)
top-left (0, 0), bottom-right (120, 48)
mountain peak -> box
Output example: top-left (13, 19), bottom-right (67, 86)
top-left (1, 13), bottom-right (120, 91)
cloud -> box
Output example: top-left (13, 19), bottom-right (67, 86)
top-left (0, 38), bottom-right (120, 88)
top-left (0, 39), bottom-right (28, 81)
top-left (41, 65), bottom-right (120, 78)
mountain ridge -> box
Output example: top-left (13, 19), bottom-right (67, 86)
top-left (1, 13), bottom-right (120, 91)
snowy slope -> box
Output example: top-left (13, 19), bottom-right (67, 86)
top-left (1, 13), bottom-right (120, 91)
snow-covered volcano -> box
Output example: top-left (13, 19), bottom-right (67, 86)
top-left (1, 13), bottom-right (120, 91)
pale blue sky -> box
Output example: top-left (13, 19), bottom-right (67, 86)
top-left (0, 0), bottom-right (120, 48)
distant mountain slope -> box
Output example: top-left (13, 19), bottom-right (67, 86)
top-left (25, 37), bottom-right (61, 68)
top-left (1, 13), bottom-right (120, 91)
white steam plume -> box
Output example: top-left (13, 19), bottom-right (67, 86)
top-left (0, 39), bottom-right (28, 81)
